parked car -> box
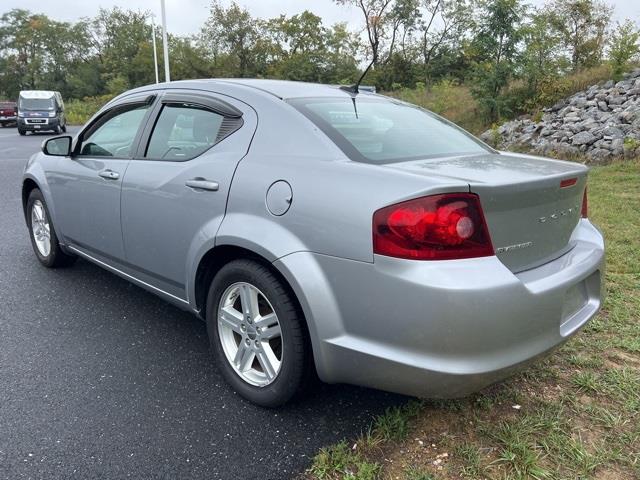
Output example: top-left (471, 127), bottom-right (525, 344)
top-left (17, 90), bottom-right (66, 135)
top-left (22, 80), bottom-right (604, 407)
top-left (0, 100), bottom-right (17, 127)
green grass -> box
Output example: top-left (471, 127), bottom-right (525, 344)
top-left (306, 160), bottom-right (640, 480)
top-left (309, 441), bottom-right (380, 480)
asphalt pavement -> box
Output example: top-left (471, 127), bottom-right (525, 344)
top-left (0, 126), bottom-right (404, 479)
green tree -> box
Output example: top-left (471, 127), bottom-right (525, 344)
top-left (0, 9), bottom-right (92, 99)
top-left (264, 12), bottom-right (360, 84)
top-left (200, 1), bottom-right (263, 77)
top-left (418, 0), bottom-right (475, 81)
top-left (514, 8), bottom-right (565, 109)
top-left (548, 0), bottom-right (612, 72)
top-left (90, 8), bottom-right (156, 88)
top-left (470, 0), bottom-right (525, 121)
top-left (609, 20), bottom-right (640, 80)
top-left (334, 0), bottom-right (396, 85)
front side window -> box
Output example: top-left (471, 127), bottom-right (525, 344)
top-left (145, 104), bottom-right (226, 161)
top-left (79, 104), bottom-right (150, 157)
top-left (289, 97), bottom-right (489, 164)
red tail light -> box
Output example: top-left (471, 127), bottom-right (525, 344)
top-left (581, 187), bottom-right (588, 218)
top-left (373, 193), bottom-right (494, 260)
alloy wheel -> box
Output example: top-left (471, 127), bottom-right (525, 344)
top-left (31, 200), bottom-right (51, 257)
top-left (217, 282), bottom-right (283, 387)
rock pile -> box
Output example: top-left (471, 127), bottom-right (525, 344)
top-left (479, 68), bottom-right (640, 163)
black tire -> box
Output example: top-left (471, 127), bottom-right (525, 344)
top-left (206, 259), bottom-right (309, 407)
top-left (18, 129), bottom-right (26, 136)
top-left (61, 124), bottom-right (67, 133)
top-left (55, 125), bottom-right (62, 134)
top-left (26, 189), bottom-right (76, 268)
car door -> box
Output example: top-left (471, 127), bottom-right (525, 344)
top-left (46, 94), bottom-right (156, 262)
top-left (120, 90), bottom-right (256, 301)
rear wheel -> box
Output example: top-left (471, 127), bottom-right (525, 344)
top-left (206, 259), bottom-right (309, 407)
top-left (26, 189), bottom-right (76, 268)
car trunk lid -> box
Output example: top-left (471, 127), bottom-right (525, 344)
top-left (382, 152), bottom-right (588, 272)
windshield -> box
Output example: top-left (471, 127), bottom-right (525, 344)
top-left (289, 97), bottom-right (489, 164)
top-left (19, 97), bottom-right (55, 111)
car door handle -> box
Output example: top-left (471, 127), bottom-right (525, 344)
top-left (185, 178), bottom-right (219, 191)
top-left (98, 170), bottom-right (120, 180)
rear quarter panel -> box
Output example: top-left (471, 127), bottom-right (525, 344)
top-left (217, 98), bottom-right (470, 264)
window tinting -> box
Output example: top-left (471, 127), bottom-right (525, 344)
top-left (145, 104), bottom-right (225, 161)
top-left (79, 104), bottom-right (150, 157)
top-left (289, 97), bottom-right (489, 164)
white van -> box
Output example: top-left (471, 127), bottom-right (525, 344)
top-left (17, 91), bottom-right (67, 135)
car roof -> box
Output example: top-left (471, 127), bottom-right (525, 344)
top-left (19, 90), bottom-right (58, 99)
top-left (169, 79), bottom-right (377, 100)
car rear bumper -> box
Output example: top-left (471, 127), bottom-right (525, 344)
top-left (274, 219), bottom-right (604, 398)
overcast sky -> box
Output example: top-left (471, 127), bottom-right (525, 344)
top-left (2, 0), bottom-right (639, 36)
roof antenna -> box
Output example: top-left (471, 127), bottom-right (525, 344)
top-left (340, 57), bottom-right (374, 96)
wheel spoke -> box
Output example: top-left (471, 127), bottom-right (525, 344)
top-left (260, 323), bottom-right (281, 340)
top-left (239, 284), bottom-right (260, 321)
top-left (219, 306), bottom-right (243, 333)
top-left (256, 344), bottom-right (279, 381)
top-left (233, 342), bottom-right (254, 372)
top-left (254, 313), bottom-right (276, 328)
top-left (33, 204), bottom-right (44, 222)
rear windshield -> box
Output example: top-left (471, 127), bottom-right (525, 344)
top-left (289, 97), bottom-right (489, 164)
top-left (19, 97), bottom-right (55, 111)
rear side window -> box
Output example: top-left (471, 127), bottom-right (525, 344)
top-left (145, 104), bottom-right (240, 161)
top-left (289, 97), bottom-right (489, 164)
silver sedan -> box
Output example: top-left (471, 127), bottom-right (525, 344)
top-left (22, 80), bottom-right (604, 407)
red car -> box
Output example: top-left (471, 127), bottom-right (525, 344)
top-left (0, 101), bottom-right (17, 127)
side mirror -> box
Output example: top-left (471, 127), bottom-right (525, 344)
top-left (42, 136), bottom-right (72, 157)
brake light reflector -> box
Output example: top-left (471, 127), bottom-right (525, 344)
top-left (560, 177), bottom-right (577, 188)
top-left (373, 193), bottom-right (494, 260)
top-left (581, 187), bottom-right (588, 218)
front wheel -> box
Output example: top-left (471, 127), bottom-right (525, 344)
top-left (26, 189), bottom-right (76, 268)
top-left (206, 259), bottom-right (310, 407)
top-left (61, 124), bottom-right (67, 133)
top-left (18, 129), bottom-right (26, 136)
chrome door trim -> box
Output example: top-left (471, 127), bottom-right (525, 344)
top-left (67, 245), bottom-right (190, 306)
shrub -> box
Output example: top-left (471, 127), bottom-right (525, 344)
top-left (66, 94), bottom-right (115, 125)
top-left (388, 80), bottom-right (485, 133)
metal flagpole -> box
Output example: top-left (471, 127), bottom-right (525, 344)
top-left (151, 15), bottom-right (159, 84)
top-left (160, 0), bottom-right (170, 82)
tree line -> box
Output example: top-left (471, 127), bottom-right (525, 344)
top-left (0, 0), bottom-right (638, 122)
